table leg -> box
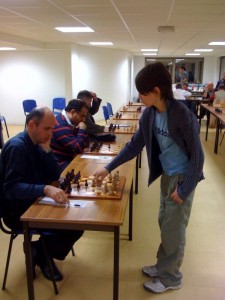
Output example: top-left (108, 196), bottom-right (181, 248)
top-left (135, 156), bottom-right (138, 194)
top-left (214, 119), bottom-right (220, 154)
top-left (23, 222), bottom-right (35, 300)
top-left (138, 151), bottom-right (142, 168)
top-left (129, 180), bottom-right (133, 241)
top-left (113, 226), bottom-right (120, 300)
top-left (205, 110), bottom-right (210, 141)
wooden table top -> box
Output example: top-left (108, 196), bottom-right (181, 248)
top-left (21, 161), bottom-right (135, 227)
top-left (201, 103), bottom-right (225, 122)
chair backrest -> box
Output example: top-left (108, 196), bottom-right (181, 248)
top-left (106, 102), bottom-right (113, 116)
top-left (52, 97), bottom-right (66, 115)
top-left (22, 99), bottom-right (37, 116)
top-left (102, 105), bottom-right (110, 122)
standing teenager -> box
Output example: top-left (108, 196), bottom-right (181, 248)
top-left (94, 62), bottom-right (204, 293)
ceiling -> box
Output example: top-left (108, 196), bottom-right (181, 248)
top-left (0, 0), bottom-right (225, 57)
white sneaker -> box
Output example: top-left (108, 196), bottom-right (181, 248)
top-left (143, 278), bottom-right (182, 293)
top-left (142, 265), bottom-right (158, 277)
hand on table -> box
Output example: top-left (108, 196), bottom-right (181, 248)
top-left (44, 185), bottom-right (69, 204)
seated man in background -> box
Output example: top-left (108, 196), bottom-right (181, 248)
top-left (182, 82), bottom-right (192, 93)
top-left (202, 82), bottom-right (215, 102)
top-left (215, 72), bottom-right (225, 91)
top-left (51, 99), bottom-right (89, 172)
top-left (199, 82), bottom-right (215, 120)
top-left (0, 107), bottom-right (83, 282)
top-left (77, 90), bottom-right (105, 135)
top-left (173, 83), bottom-right (192, 100)
top-left (182, 82), bottom-right (196, 115)
top-left (213, 84), bottom-right (225, 107)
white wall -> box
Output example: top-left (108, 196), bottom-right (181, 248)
top-left (0, 50), bottom-right (65, 125)
top-left (202, 56), bottom-right (220, 86)
top-left (0, 46), bottom-right (223, 125)
top-left (0, 45), bottom-right (132, 125)
top-left (71, 45), bottom-right (132, 121)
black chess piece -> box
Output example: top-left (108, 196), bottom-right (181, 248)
top-left (77, 181), bottom-right (80, 190)
top-left (66, 182), bottom-right (72, 194)
top-left (85, 179), bottom-right (88, 188)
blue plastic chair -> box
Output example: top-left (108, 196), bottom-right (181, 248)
top-left (22, 99), bottom-right (37, 116)
top-left (52, 98), bottom-right (66, 115)
top-left (102, 105), bottom-right (110, 123)
top-left (106, 102), bottom-right (113, 116)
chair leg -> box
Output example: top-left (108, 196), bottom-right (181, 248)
top-left (3, 118), bottom-right (9, 138)
top-left (2, 233), bottom-right (17, 290)
top-left (220, 131), bottom-right (225, 146)
top-left (71, 247), bottom-right (75, 256)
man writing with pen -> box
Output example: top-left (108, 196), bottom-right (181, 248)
top-left (0, 106), bottom-right (83, 282)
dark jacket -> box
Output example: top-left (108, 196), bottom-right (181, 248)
top-left (105, 100), bottom-right (204, 200)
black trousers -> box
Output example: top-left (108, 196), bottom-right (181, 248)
top-left (3, 211), bottom-right (84, 261)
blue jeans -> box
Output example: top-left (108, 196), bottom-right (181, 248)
top-left (156, 173), bottom-right (195, 286)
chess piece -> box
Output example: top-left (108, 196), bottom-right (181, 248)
top-left (108, 173), bottom-right (112, 183)
top-left (91, 177), bottom-right (96, 187)
top-left (107, 183), bottom-right (114, 195)
top-left (116, 170), bottom-right (120, 181)
top-left (66, 182), bottom-right (72, 194)
top-left (102, 180), bottom-right (108, 194)
top-left (77, 181), bottom-right (80, 190)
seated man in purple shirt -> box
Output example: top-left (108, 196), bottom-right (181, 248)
top-left (51, 99), bottom-right (89, 172)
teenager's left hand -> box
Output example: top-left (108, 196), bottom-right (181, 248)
top-left (171, 187), bottom-right (183, 205)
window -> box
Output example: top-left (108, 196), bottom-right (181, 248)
top-left (145, 57), bottom-right (204, 84)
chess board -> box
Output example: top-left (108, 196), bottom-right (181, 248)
top-left (113, 113), bottom-right (140, 120)
top-left (106, 124), bottom-right (137, 134)
top-left (60, 171), bottom-right (126, 200)
top-left (84, 142), bottom-right (125, 155)
top-left (69, 176), bottom-right (125, 199)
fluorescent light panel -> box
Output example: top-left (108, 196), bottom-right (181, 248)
top-left (185, 53), bottom-right (200, 56)
top-left (209, 42), bottom-right (225, 45)
top-left (0, 47), bottom-right (16, 50)
top-left (143, 53), bottom-right (157, 56)
top-left (89, 42), bottom-right (113, 45)
top-left (194, 49), bottom-right (213, 52)
top-left (55, 27), bottom-right (94, 32)
top-left (141, 49), bottom-right (158, 52)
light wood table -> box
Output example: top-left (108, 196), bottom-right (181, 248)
top-left (201, 103), bottom-right (225, 154)
top-left (21, 161), bottom-right (135, 300)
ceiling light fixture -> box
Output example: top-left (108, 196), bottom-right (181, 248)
top-left (194, 49), bottom-right (213, 52)
top-left (143, 53), bottom-right (157, 56)
top-left (55, 27), bottom-right (94, 32)
top-left (0, 47), bottom-right (16, 51)
top-left (185, 53), bottom-right (200, 56)
top-left (209, 42), bottom-right (225, 45)
top-left (89, 42), bottom-right (113, 45)
top-left (141, 49), bottom-right (158, 52)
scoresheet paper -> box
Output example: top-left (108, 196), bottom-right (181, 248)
top-left (80, 154), bottom-right (113, 160)
top-left (39, 197), bottom-right (87, 207)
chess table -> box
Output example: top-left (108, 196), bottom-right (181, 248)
top-left (21, 160), bottom-right (135, 300)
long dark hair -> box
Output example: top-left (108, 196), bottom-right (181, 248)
top-left (135, 62), bottom-right (174, 100)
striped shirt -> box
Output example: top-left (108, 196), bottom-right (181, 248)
top-left (51, 113), bottom-right (89, 167)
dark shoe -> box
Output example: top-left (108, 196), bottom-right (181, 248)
top-left (37, 258), bottom-right (63, 282)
